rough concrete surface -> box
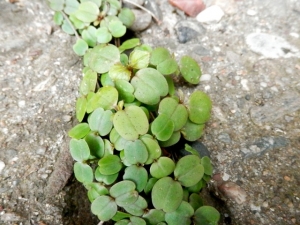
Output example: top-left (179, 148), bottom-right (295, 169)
top-left (0, 0), bottom-right (299, 225)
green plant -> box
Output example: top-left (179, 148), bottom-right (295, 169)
top-left (48, 0), bottom-right (220, 224)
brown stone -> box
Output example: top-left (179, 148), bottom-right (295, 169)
top-left (168, 0), bottom-right (206, 17)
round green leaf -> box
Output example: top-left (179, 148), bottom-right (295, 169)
top-left (48, 0), bottom-right (64, 11)
top-left (128, 216), bottom-right (146, 225)
top-left (119, 38), bottom-right (140, 53)
top-left (91, 195), bottom-right (118, 221)
top-left (95, 167), bottom-right (118, 185)
top-left (109, 63), bottom-right (131, 82)
top-left (123, 196), bottom-right (148, 216)
top-left (74, 1), bottom-right (99, 23)
top-left (80, 0), bottom-right (102, 7)
top-left (80, 68), bottom-right (97, 95)
top-left (85, 132), bottom-right (104, 158)
top-left (120, 53), bottom-right (129, 65)
top-left (68, 123), bottom-right (90, 139)
top-left (128, 49), bottom-right (150, 69)
top-left (76, 96), bottom-right (87, 122)
top-left (69, 14), bottom-right (88, 29)
top-left (100, 72), bottom-right (115, 87)
top-left (64, 0), bottom-right (79, 15)
top-left (174, 155), bottom-right (204, 187)
top-left (181, 119), bottom-right (205, 142)
top-left (201, 156), bottom-right (213, 176)
top-left (124, 140), bottom-right (148, 165)
top-left (103, 0), bottom-right (121, 15)
top-left (103, 139), bottom-right (114, 156)
top-left (131, 68), bottom-right (168, 105)
top-left (140, 134), bottom-right (162, 164)
top-left (157, 58), bottom-right (178, 75)
top-left (165, 201), bottom-right (194, 225)
top-left (86, 182), bottom-right (109, 202)
top-left (143, 209), bottom-right (165, 225)
top-left (53, 11), bottom-right (63, 25)
top-left (189, 193), bottom-right (203, 211)
top-left (88, 107), bottom-right (113, 136)
top-left (159, 97), bottom-right (188, 131)
top-left (110, 180), bottom-right (139, 207)
top-left (115, 79), bottom-right (135, 103)
top-left (109, 19), bottom-right (126, 38)
top-left (115, 220), bottom-right (130, 225)
top-left (165, 75), bottom-right (175, 96)
top-left (150, 47), bottom-right (171, 66)
top-left (180, 56), bottom-right (201, 84)
top-left (152, 177), bottom-right (183, 213)
top-left (188, 91), bottom-right (212, 124)
top-left (73, 39), bottom-right (89, 56)
top-left (151, 114), bottom-right (175, 141)
top-left (144, 177), bottom-right (158, 194)
top-left (113, 105), bottom-right (149, 141)
top-left (109, 128), bottom-right (131, 151)
top-left (194, 206), bottom-right (220, 225)
top-left (123, 165), bottom-right (148, 192)
top-left (73, 162), bottom-right (93, 183)
top-left (112, 211), bottom-right (131, 222)
top-left (82, 26), bottom-right (97, 47)
top-left (84, 44), bottom-right (120, 74)
top-left (187, 179), bottom-right (205, 193)
top-left (118, 8), bottom-right (135, 27)
top-left (159, 131), bottom-right (181, 147)
top-left (98, 154), bottom-right (123, 175)
top-left (70, 139), bottom-right (90, 162)
top-left (62, 19), bottom-right (75, 35)
top-left (96, 27), bottom-right (113, 44)
top-left (150, 157), bottom-right (175, 179)
top-left (87, 86), bottom-right (118, 112)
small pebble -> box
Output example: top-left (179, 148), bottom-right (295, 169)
top-left (36, 147), bottom-right (46, 155)
top-left (247, 9), bottom-right (257, 16)
top-left (196, 5), bottom-right (224, 24)
top-left (0, 161), bottom-right (5, 173)
top-left (200, 74), bottom-right (211, 81)
top-left (218, 132), bottom-right (231, 143)
top-left (130, 9), bottom-right (152, 31)
top-left (18, 100), bottom-right (25, 108)
top-left (284, 175), bottom-right (291, 181)
top-left (246, 33), bottom-right (300, 58)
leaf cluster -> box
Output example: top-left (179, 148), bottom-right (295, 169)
top-left (48, 0), bottom-right (135, 55)
top-left (67, 40), bottom-right (218, 224)
top-left (48, 1), bottom-right (218, 223)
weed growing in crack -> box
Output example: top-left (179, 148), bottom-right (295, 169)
top-left (48, 0), bottom-right (220, 224)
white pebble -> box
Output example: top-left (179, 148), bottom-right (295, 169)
top-left (18, 100), bottom-right (26, 108)
top-left (241, 79), bottom-right (249, 91)
top-left (260, 82), bottom-right (267, 87)
top-left (200, 74), bottom-right (211, 81)
top-left (247, 9), bottom-right (257, 16)
top-left (246, 33), bottom-right (300, 58)
top-left (196, 5), bottom-right (225, 24)
top-left (0, 161), bottom-right (5, 173)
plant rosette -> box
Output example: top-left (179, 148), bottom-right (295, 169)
top-left (48, 0), bottom-right (219, 224)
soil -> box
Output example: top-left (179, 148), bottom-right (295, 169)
top-left (0, 0), bottom-right (299, 224)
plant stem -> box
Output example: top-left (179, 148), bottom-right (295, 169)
top-left (123, 0), bottom-right (161, 24)
top-left (60, 11), bottom-right (80, 40)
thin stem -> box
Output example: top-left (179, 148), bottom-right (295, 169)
top-left (123, 0), bottom-right (161, 24)
top-left (60, 11), bottom-right (80, 40)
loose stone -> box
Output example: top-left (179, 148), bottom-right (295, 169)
top-left (196, 5), bottom-right (224, 24)
top-left (246, 33), bottom-right (300, 58)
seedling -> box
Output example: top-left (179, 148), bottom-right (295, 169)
top-left (48, 0), bottom-right (219, 224)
